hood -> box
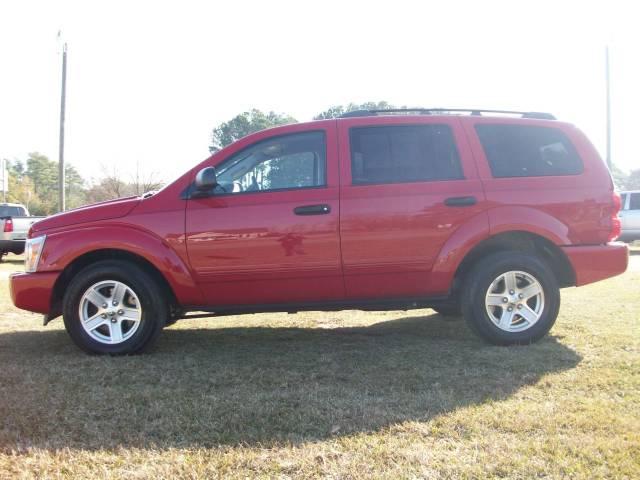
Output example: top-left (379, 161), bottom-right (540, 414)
top-left (31, 196), bottom-right (141, 234)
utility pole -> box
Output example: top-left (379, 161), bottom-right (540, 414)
top-left (58, 40), bottom-right (67, 212)
top-left (605, 46), bottom-right (612, 170)
top-left (1, 158), bottom-right (6, 203)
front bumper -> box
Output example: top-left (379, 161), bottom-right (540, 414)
top-left (9, 271), bottom-right (59, 314)
top-left (561, 242), bottom-right (629, 286)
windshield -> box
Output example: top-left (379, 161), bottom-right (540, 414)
top-left (0, 205), bottom-right (26, 217)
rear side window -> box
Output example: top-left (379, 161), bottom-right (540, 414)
top-left (475, 124), bottom-right (583, 178)
top-left (0, 205), bottom-right (26, 217)
top-left (349, 125), bottom-right (463, 185)
top-left (620, 193), bottom-right (628, 209)
top-left (630, 193), bottom-right (640, 210)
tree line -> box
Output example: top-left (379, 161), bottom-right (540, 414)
top-left (4, 154), bottom-right (163, 216)
top-left (3, 100), bottom-right (638, 216)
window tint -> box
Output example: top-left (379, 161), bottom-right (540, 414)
top-left (349, 125), bottom-right (463, 185)
top-left (630, 193), bottom-right (640, 211)
top-left (475, 124), bottom-right (583, 178)
top-left (0, 205), bottom-right (26, 217)
top-left (214, 131), bottom-right (326, 194)
top-left (620, 193), bottom-right (628, 210)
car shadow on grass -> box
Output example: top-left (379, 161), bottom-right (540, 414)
top-left (0, 313), bottom-right (581, 451)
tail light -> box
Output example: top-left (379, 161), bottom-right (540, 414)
top-left (608, 192), bottom-right (622, 242)
top-left (3, 218), bottom-right (13, 233)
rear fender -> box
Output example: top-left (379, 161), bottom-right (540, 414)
top-left (488, 206), bottom-right (571, 244)
top-left (430, 212), bottom-right (490, 293)
top-left (431, 207), bottom-right (571, 294)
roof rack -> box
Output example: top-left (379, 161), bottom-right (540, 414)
top-left (339, 108), bottom-right (556, 120)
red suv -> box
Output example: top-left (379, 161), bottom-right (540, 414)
top-left (11, 109), bottom-right (628, 354)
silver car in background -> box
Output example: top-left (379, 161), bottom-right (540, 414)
top-left (619, 191), bottom-right (640, 242)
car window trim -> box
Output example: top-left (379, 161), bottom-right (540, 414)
top-left (347, 123), bottom-right (465, 186)
top-left (474, 123), bottom-right (584, 178)
top-left (184, 130), bottom-right (329, 199)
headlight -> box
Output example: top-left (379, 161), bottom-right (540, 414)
top-left (25, 235), bottom-right (46, 273)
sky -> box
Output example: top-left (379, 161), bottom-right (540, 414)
top-left (1, 0), bottom-right (639, 185)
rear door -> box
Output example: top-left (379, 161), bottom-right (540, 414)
top-left (338, 116), bottom-right (487, 299)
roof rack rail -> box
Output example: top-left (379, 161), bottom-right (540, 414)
top-left (339, 108), bottom-right (556, 120)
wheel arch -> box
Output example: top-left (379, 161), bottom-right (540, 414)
top-left (451, 231), bottom-right (576, 297)
top-left (48, 248), bottom-right (183, 324)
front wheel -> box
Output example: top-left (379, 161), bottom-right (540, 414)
top-left (462, 252), bottom-right (560, 345)
top-left (63, 260), bottom-right (167, 355)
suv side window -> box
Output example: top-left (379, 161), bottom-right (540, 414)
top-left (630, 193), bottom-right (640, 210)
top-left (475, 124), bottom-right (583, 178)
top-left (214, 131), bottom-right (326, 194)
top-left (349, 125), bottom-right (463, 185)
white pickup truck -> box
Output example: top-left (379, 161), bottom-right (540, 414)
top-left (619, 191), bottom-right (640, 242)
top-left (0, 203), bottom-right (46, 258)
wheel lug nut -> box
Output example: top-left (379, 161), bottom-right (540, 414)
top-left (517, 304), bottom-right (523, 309)
top-left (509, 290), bottom-right (515, 295)
top-left (518, 293), bottom-right (524, 299)
top-left (502, 297), bottom-right (508, 303)
top-left (102, 303), bottom-right (107, 308)
top-left (111, 318), bottom-right (117, 323)
top-left (117, 309), bottom-right (124, 315)
top-left (112, 301), bottom-right (118, 306)
top-left (507, 306), bottom-right (513, 312)
top-left (101, 313), bottom-right (107, 319)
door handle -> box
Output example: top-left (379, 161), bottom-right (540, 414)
top-left (444, 196), bottom-right (477, 207)
top-left (293, 204), bottom-right (331, 215)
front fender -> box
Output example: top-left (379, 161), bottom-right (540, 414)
top-left (38, 224), bottom-right (203, 306)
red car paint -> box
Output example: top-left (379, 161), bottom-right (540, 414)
top-left (11, 115), bottom-right (628, 317)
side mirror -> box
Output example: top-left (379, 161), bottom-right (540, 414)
top-left (195, 167), bottom-right (217, 192)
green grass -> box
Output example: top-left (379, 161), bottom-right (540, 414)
top-left (1, 252), bottom-right (639, 478)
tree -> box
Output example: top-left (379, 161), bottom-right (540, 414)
top-left (6, 153), bottom-right (86, 215)
top-left (611, 164), bottom-right (640, 190)
top-left (611, 163), bottom-right (630, 190)
top-left (314, 101), bottom-right (398, 120)
top-left (84, 165), bottom-right (164, 204)
top-left (626, 169), bottom-right (640, 190)
top-left (210, 109), bottom-right (297, 153)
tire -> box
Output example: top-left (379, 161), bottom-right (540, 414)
top-left (63, 260), bottom-right (167, 355)
top-left (461, 252), bottom-right (560, 345)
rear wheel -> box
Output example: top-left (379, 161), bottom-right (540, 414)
top-left (462, 252), bottom-right (560, 345)
top-left (63, 260), bottom-right (167, 355)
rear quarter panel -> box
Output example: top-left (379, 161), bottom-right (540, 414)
top-left (462, 117), bottom-right (614, 245)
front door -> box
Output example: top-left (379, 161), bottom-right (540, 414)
top-left (186, 125), bottom-right (344, 307)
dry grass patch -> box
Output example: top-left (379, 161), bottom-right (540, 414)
top-left (1, 255), bottom-right (639, 478)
